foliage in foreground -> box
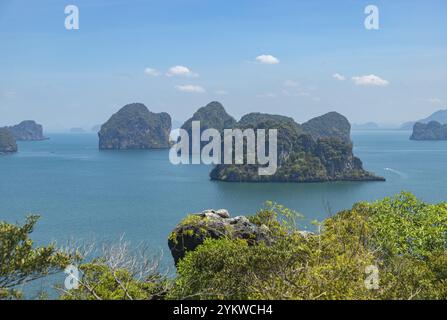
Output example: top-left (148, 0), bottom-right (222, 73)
top-left (170, 193), bottom-right (447, 300)
top-left (59, 241), bottom-right (170, 300)
top-left (0, 215), bottom-right (74, 299)
top-left (60, 261), bottom-right (168, 300)
top-left (2, 192), bottom-right (447, 300)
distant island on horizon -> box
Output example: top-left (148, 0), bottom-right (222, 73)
top-left (401, 109), bottom-right (447, 130)
top-left (411, 121), bottom-right (447, 141)
top-left (0, 120), bottom-right (47, 153)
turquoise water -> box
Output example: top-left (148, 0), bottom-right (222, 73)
top-left (1, 130), bottom-right (447, 267)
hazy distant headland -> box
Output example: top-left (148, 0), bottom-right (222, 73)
top-left (0, 120), bottom-right (47, 154)
top-left (3, 120), bottom-right (47, 141)
top-left (70, 127), bottom-right (87, 134)
top-left (402, 109), bottom-right (447, 140)
top-left (350, 109), bottom-right (447, 131)
top-left (401, 109), bottom-right (447, 130)
top-left (352, 122), bottom-right (381, 130)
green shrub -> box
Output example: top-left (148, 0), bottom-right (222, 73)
top-left (170, 193), bottom-right (447, 300)
top-left (3, 192), bottom-right (447, 300)
top-left (0, 215), bottom-right (74, 299)
top-left (61, 260), bottom-right (168, 300)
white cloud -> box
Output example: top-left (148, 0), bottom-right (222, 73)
top-left (167, 65), bottom-right (198, 77)
top-left (1, 91), bottom-right (16, 98)
top-left (144, 68), bottom-right (159, 76)
top-left (428, 98), bottom-right (443, 105)
top-left (332, 73), bottom-right (346, 81)
top-left (283, 90), bottom-right (310, 97)
top-left (255, 54), bottom-right (280, 65)
top-left (352, 74), bottom-right (390, 86)
top-left (282, 81), bottom-right (315, 98)
top-left (257, 93), bottom-right (277, 98)
top-left (175, 85), bottom-right (205, 93)
top-left (284, 80), bottom-right (300, 87)
top-left (215, 90), bottom-right (229, 95)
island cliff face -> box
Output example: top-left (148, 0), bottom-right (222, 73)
top-left (7, 120), bottom-right (46, 141)
top-left (180, 101), bottom-right (237, 152)
top-left (179, 102), bottom-right (383, 182)
top-left (0, 128), bottom-right (18, 153)
top-left (410, 121), bottom-right (447, 140)
top-left (302, 112), bottom-right (351, 143)
top-left (98, 103), bottom-right (172, 150)
top-left (181, 101), bottom-right (237, 133)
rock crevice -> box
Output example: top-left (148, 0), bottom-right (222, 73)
top-left (168, 209), bottom-right (272, 265)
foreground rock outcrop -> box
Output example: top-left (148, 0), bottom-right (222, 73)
top-left (99, 103), bottom-right (172, 150)
top-left (0, 128), bottom-right (18, 153)
top-left (168, 209), bottom-right (272, 265)
top-left (7, 120), bottom-right (46, 141)
top-left (410, 121), bottom-right (447, 140)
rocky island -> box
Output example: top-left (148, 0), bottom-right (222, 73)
top-left (178, 102), bottom-right (384, 182)
top-left (401, 109), bottom-right (447, 130)
top-left (180, 101), bottom-right (237, 152)
top-left (0, 128), bottom-right (18, 154)
top-left (7, 120), bottom-right (46, 141)
top-left (352, 122), bottom-right (380, 130)
top-left (302, 111), bottom-right (351, 143)
top-left (182, 101), bottom-right (237, 134)
top-left (70, 128), bottom-right (86, 134)
top-left (98, 103), bottom-right (172, 150)
top-left (410, 121), bottom-right (447, 140)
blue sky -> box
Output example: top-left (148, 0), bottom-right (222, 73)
top-left (1, 0), bottom-right (446, 130)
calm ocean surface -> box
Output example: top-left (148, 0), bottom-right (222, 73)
top-left (1, 130), bottom-right (447, 270)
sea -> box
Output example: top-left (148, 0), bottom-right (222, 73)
top-left (1, 130), bottom-right (447, 296)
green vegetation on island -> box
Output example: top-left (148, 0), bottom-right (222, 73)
top-left (98, 103), bottom-right (172, 150)
top-left (181, 101), bottom-right (237, 136)
top-left (301, 111), bottom-right (351, 143)
top-left (180, 101), bottom-right (237, 152)
top-left (204, 108), bottom-right (383, 182)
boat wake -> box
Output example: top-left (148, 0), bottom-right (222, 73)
top-left (384, 167), bottom-right (408, 178)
